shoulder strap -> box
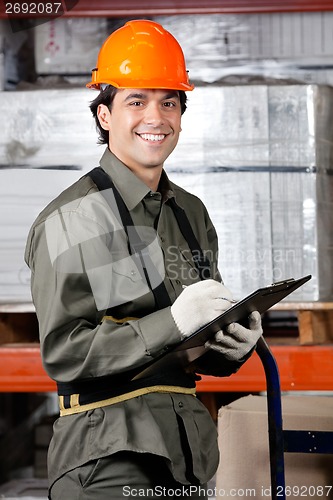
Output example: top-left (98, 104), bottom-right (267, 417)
top-left (87, 167), bottom-right (172, 310)
top-left (167, 197), bottom-right (211, 281)
top-left (87, 167), bottom-right (211, 309)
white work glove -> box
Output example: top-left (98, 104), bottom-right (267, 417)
top-left (171, 279), bottom-right (234, 339)
top-left (205, 310), bottom-right (263, 361)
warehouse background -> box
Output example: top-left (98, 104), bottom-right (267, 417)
top-left (0, 3), bottom-right (333, 498)
top-left (3, 11), bottom-right (333, 303)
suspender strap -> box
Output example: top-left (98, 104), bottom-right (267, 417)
top-left (56, 167), bottom-right (212, 412)
top-left (87, 167), bottom-right (212, 308)
top-left (167, 197), bottom-right (211, 281)
top-left (87, 167), bottom-right (172, 310)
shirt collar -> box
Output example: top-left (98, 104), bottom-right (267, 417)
top-left (99, 147), bottom-right (175, 210)
top-left (158, 170), bottom-right (175, 203)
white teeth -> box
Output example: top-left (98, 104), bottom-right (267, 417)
top-left (140, 133), bottom-right (165, 141)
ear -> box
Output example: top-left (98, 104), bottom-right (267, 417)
top-left (97, 104), bottom-right (111, 131)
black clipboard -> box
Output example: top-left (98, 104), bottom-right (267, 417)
top-left (132, 274), bottom-right (312, 380)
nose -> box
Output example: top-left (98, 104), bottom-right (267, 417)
top-left (143, 102), bottom-right (164, 126)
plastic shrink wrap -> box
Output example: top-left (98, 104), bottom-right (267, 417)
top-left (2, 13), bottom-right (333, 303)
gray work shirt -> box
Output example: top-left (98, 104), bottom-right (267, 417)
top-left (25, 148), bottom-right (245, 488)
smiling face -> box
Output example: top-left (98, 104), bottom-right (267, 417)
top-left (97, 88), bottom-right (182, 185)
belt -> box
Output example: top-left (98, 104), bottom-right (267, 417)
top-left (59, 385), bottom-right (196, 416)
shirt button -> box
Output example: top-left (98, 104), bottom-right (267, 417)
top-left (178, 401), bottom-right (184, 408)
top-left (130, 270), bottom-right (136, 276)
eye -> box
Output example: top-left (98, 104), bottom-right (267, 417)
top-left (163, 101), bottom-right (177, 108)
top-left (129, 101), bottom-right (144, 107)
top-left (163, 101), bottom-right (177, 109)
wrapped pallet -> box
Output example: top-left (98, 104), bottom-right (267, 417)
top-left (166, 84), bottom-right (333, 301)
top-left (1, 84), bottom-right (333, 303)
top-left (0, 88), bottom-right (98, 304)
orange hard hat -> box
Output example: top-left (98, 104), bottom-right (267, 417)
top-left (86, 19), bottom-right (194, 91)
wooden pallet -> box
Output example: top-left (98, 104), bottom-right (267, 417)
top-left (271, 302), bottom-right (333, 345)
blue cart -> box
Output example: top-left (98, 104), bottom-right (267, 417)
top-left (256, 336), bottom-right (333, 500)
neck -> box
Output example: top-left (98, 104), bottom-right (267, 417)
top-left (108, 148), bottom-right (163, 192)
top-left (128, 165), bottom-right (163, 192)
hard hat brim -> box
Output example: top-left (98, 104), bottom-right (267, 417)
top-left (86, 80), bottom-right (195, 91)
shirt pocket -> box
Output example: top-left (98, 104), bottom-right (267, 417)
top-left (87, 226), bottom-right (166, 312)
top-left (87, 254), bottom-right (151, 311)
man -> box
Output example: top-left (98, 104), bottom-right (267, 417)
top-left (25, 20), bottom-right (262, 499)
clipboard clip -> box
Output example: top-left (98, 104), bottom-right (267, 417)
top-left (271, 278), bottom-right (295, 287)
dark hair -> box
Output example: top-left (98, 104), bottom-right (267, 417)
top-left (89, 85), bottom-right (188, 145)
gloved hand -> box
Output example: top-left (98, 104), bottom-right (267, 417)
top-left (171, 280), bottom-right (235, 339)
top-left (205, 311), bottom-right (262, 361)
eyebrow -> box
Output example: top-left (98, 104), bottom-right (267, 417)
top-left (124, 91), bottom-right (180, 102)
top-left (124, 92), bottom-right (146, 101)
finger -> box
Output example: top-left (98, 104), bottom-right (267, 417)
top-left (225, 322), bottom-right (248, 342)
top-left (205, 336), bottom-right (238, 352)
top-left (212, 330), bottom-right (239, 349)
top-left (249, 310), bottom-right (261, 329)
top-left (218, 336), bottom-right (238, 349)
top-left (214, 330), bottom-right (224, 342)
top-left (214, 297), bottom-right (235, 310)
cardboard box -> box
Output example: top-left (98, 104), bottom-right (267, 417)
top-left (216, 395), bottom-right (333, 499)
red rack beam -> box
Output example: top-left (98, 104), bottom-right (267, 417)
top-left (1, 0), bottom-right (333, 18)
top-left (0, 343), bottom-right (332, 393)
top-left (197, 345), bottom-right (333, 392)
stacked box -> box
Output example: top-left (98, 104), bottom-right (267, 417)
top-left (0, 88), bottom-right (100, 305)
top-left (166, 84), bottom-right (333, 301)
top-left (169, 170), bottom-right (274, 298)
top-left (1, 85), bottom-right (333, 303)
top-left (167, 85), bottom-right (270, 170)
top-left (0, 88), bottom-right (99, 169)
top-left (155, 12), bottom-right (333, 84)
top-left (34, 18), bottom-right (108, 75)
top-left (0, 168), bottom-right (83, 304)
top-left (167, 85), bottom-right (324, 170)
top-left (0, 20), bottom-right (4, 91)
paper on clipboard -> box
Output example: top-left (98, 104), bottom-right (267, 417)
top-left (132, 274), bottom-right (312, 380)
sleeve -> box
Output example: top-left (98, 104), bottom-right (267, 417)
top-left (25, 208), bottom-right (181, 384)
top-left (192, 347), bottom-right (255, 378)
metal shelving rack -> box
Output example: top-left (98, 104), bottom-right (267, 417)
top-left (0, 0), bottom-right (333, 400)
top-left (0, 338), bottom-right (332, 393)
top-left (2, 0), bottom-right (333, 18)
